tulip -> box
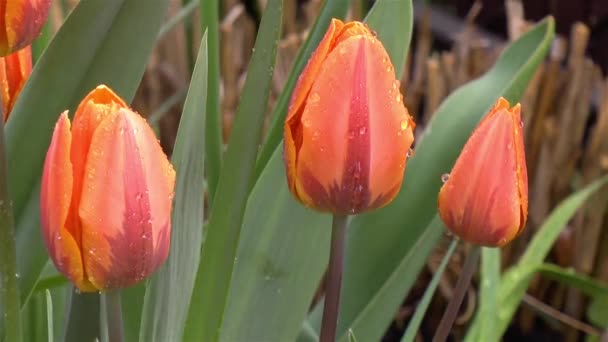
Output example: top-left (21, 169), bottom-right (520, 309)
top-left (438, 97), bottom-right (528, 247)
top-left (40, 85), bottom-right (176, 291)
top-left (0, 45), bottom-right (31, 120)
top-left (284, 19), bottom-right (415, 215)
top-left (0, 0), bottom-right (51, 56)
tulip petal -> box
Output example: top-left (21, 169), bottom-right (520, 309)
top-left (79, 109), bottom-right (173, 289)
top-left (0, 46), bottom-right (31, 119)
top-left (41, 112), bottom-right (94, 291)
top-left (438, 103), bottom-right (525, 246)
top-left (293, 34), bottom-right (412, 213)
top-left (284, 19), bottom-right (343, 194)
top-left (4, 0), bottom-right (51, 54)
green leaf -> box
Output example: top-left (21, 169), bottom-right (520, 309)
top-left (307, 16), bottom-right (555, 342)
top-left (539, 263), bottom-right (608, 299)
top-left (139, 31), bottom-right (208, 342)
top-left (9, 0), bottom-right (170, 309)
top-left (478, 248), bottom-right (500, 341)
top-left (183, 1), bottom-right (282, 340)
top-left (363, 0), bottom-right (412, 76)
top-left (588, 295), bottom-right (608, 328)
top-left (200, 0), bottom-right (221, 205)
top-left (219, 148), bottom-right (331, 342)
top-left (465, 175), bottom-right (608, 341)
top-left (401, 236), bottom-right (458, 342)
top-left (254, 0), bottom-right (349, 179)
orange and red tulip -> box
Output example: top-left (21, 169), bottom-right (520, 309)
top-left (438, 97), bottom-right (528, 247)
top-left (284, 19), bottom-right (415, 214)
top-left (0, 45), bottom-right (31, 120)
top-left (40, 85), bottom-right (176, 292)
top-left (0, 0), bottom-right (51, 56)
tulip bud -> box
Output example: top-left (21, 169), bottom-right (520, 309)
top-left (438, 97), bottom-right (528, 247)
top-left (284, 19), bottom-right (415, 214)
top-left (0, 0), bottom-right (51, 56)
top-left (0, 45), bottom-right (31, 121)
top-left (40, 85), bottom-right (176, 291)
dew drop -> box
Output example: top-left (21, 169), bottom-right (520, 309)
top-left (381, 57), bottom-right (388, 64)
top-left (400, 119), bottom-right (409, 131)
top-left (407, 148), bottom-right (415, 158)
top-left (312, 130), bottom-right (320, 140)
top-left (358, 126), bottom-right (367, 135)
top-left (135, 192), bottom-right (144, 200)
top-left (309, 92), bottom-right (320, 103)
top-left (519, 120), bottom-right (524, 128)
top-left (441, 173), bottom-right (450, 183)
top-left (56, 235), bottom-right (63, 241)
top-left (396, 94), bottom-right (401, 103)
top-left (303, 118), bottom-right (312, 127)
top-left (392, 80), bottom-right (399, 90)
top-left (498, 237), bottom-right (507, 246)
top-left (386, 65), bottom-right (393, 72)
top-left (14, 273), bottom-right (19, 279)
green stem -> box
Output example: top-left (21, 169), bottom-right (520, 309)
top-left (0, 114), bottom-right (22, 342)
top-left (432, 245), bottom-right (481, 342)
top-left (320, 215), bottom-right (348, 342)
top-left (103, 291), bottom-right (124, 342)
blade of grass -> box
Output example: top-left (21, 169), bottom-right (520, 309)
top-left (478, 247), bottom-right (500, 341)
top-left (200, 0), bottom-right (221, 205)
top-left (539, 263), bottom-right (608, 298)
top-left (254, 0), bottom-right (349, 179)
top-left (45, 290), bottom-right (53, 342)
top-left (139, 31), bottom-right (208, 342)
top-left (401, 238), bottom-right (458, 342)
top-left (183, 1), bottom-right (282, 340)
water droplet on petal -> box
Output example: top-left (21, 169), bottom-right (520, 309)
top-left (400, 119), bottom-right (409, 131)
top-left (441, 173), bottom-right (450, 183)
top-left (396, 94), bottom-right (401, 103)
top-left (312, 130), bottom-right (320, 140)
top-left (359, 126), bottom-right (367, 135)
top-left (309, 92), bottom-right (320, 103)
top-left (407, 148), bottom-right (415, 158)
top-left (519, 120), bottom-right (524, 128)
top-left (303, 118), bottom-right (312, 127)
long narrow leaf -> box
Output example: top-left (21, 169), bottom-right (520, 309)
top-left (139, 31), bottom-right (208, 342)
top-left (200, 0), bottom-right (222, 204)
top-left (183, 1), bottom-right (282, 340)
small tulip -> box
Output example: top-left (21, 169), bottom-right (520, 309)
top-left (0, 0), bottom-right (51, 55)
top-left (40, 85), bottom-right (176, 291)
top-left (0, 45), bottom-right (31, 120)
top-left (284, 19), bottom-right (415, 214)
top-left (438, 97), bottom-right (528, 247)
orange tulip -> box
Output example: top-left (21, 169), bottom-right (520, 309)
top-left (438, 97), bottom-right (528, 247)
top-left (40, 85), bottom-right (176, 291)
top-left (284, 19), bottom-right (415, 214)
top-left (0, 0), bottom-right (51, 56)
top-left (0, 45), bottom-right (31, 120)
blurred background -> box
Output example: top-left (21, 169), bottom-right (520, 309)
top-left (39, 0), bottom-right (608, 341)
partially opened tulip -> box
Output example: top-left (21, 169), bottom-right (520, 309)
top-left (40, 85), bottom-right (176, 292)
top-left (0, 45), bottom-right (31, 120)
top-left (0, 0), bottom-right (51, 55)
top-left (438, 97), bottom-right (528, 247)
top-left (284, 18), bottom-right (415, 215)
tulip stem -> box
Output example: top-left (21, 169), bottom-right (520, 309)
top-left (320, 214), bottom-right (348, 342)
top-left (432, 244), bottom-right (480, 342)
top-left (0, 112), bottom-right (22, 342)
top-left (103, 291), bottom-right (124, 342)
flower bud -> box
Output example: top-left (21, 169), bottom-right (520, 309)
top-left (0, 0), bottom-right (51, 55)
top-left (284, 19), bottom-right (415, 214)
top-left (40, 85), bottom-right (176, 291)
top-left (0, 45), bottom-right (31, 120)
top-left (438, 97), bottom-right (528, 247)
